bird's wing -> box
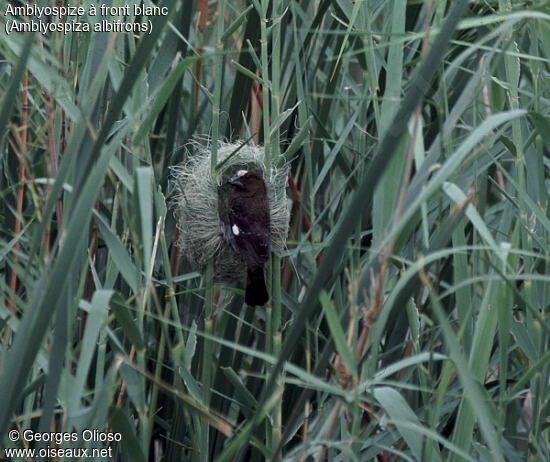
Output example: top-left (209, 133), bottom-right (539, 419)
top-left (227, 208), bottom-right (270, 268)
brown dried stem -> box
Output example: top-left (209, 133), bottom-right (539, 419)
top-left (8, 68), bottom-right (29, 312)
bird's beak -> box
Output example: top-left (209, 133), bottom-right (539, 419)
top-left (227, 174), bottom-right (245, 188)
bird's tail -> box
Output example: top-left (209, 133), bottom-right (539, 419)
top-left (245, 267), bottom-right (269, 306)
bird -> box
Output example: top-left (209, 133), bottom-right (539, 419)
top-left (220, 169), bottom-right (270, 306)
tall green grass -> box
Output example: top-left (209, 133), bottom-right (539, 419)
top-left (1, 1), bottom-right (549, 461)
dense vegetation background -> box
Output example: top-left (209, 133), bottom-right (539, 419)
top-left (1, 0), bottom-right (549, 461)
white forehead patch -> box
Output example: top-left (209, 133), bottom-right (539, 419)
top-left (236, 169), bottom-right (248, 177)
top-left (232, 224), bottom-right (240, 236)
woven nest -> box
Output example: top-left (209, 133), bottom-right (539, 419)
top-left (171, 140), bottom-right (290, 282)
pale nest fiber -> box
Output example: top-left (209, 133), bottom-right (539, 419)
top-left (171, 140), bottom-right (290, 282)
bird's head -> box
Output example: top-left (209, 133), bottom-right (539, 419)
top-left (226, 170), bottom-right (267, 196)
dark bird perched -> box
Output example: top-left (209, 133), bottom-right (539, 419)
top-left (220, 170), bottom-right (270, 306)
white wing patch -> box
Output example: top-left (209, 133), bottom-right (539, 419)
top-left (236, 169), bottom-right (248, 177)
top-left (232, 224), bottom-right (240, 236)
